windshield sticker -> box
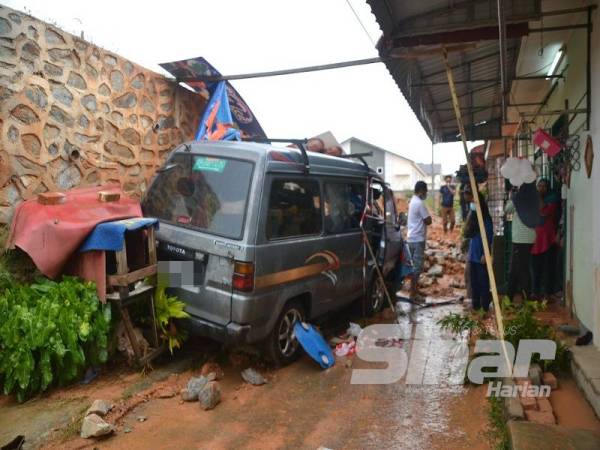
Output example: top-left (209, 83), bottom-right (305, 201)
top-left (193, 157), bottom-right (228, 173)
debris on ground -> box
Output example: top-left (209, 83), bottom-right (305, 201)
top-left (375, 338), bottom-right (405, 348)
top-left (334, 341), bottom-right (356, 357)
top-left (182, 375), bottom-right (209, 401)
top-left (427, 264), bottom-right (444, 277)
top-left (86, 399), bottom-right (112, 417)
top-left (80, 414), bottom-right (115, 439)
top-left (200, 362), bottom-right (224, 380)
top-left (136, 415), bottom-right (147, 422)
top-left (347, 322), bottom-right (362, 338)
top-left (241, 368), bottom-right (267, 386)
top-left (156, 387), bottom-right (176, 399)
top-left (198, 381), bottom-right (221, 410)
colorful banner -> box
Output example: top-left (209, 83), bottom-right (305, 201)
top-left (160, 57), bottom-right (267, 140)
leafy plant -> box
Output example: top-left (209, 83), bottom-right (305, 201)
top-left (155, 287), bottom-right (189, 354)
top-left (437, 311), bottom-right (495, 339)
top-left (0, 277), bottom-right (111, 402)
top-left (502, 298), bottom-right (569, 373)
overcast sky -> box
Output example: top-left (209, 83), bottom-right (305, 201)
top-left (5, 0), bottom-right (478, 175)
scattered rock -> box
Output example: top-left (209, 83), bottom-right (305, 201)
top-left (124, 427), bottom-right (132, 433)
top-left (86, 399), bottom-right (112, 417)
top-left (241, 368), bottom-right (267, 386)
top-left (80, 414), bottom-right (115, 439)
top-left (506, 397), bottom-right (524, 420)
top-left (528, 364), bottom-right (543, 386)
top-left (427, 265), bottom-right (444, 277)
top-left (156, 387), bottom-right (175, 399)
top-left (183, 376), bottom-right (209, 401)
top-left (200, 362), bottom-right (224, 380)
top-left (542, 372), bottom-right (558, 390)
top-left (198, 381), bottom-right (221, 410)
top-left (206, 372), bottom-right (217, 382)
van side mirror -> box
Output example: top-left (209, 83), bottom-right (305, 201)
top-left (398, 212), bottom-right (407, 226)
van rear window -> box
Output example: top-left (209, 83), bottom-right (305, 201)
top-left (143, 154), bottom-right (253, 239)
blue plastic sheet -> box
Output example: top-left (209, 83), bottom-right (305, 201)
top-left (79, 218), bottom-right (158, 252)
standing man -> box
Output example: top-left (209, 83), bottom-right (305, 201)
top-left (505, 185), bottom-right (537, 302)
top-left (440, 175), bottom-right (456, 233)
top-left (407, 181), bottom-right (432, 302)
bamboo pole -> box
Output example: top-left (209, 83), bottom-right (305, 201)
top-left (442, 49), bottom-right (512, 372)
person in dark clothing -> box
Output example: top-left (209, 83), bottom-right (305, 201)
top-left (531, 179), bottom-right (560, 299)
top-left (464, 192), bottom-right (494, 312)
top-left (439, 175), bottom-right (456, 233)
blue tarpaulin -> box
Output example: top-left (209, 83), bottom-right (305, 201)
top-left (80, 218), bottom-right (158, 252)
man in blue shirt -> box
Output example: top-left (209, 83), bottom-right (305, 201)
top-left (439, 175), bottom-right (456, 234)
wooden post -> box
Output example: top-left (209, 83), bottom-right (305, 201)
top-left (443, 49), bottom-right (512, 372)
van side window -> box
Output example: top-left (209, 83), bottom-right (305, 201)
top-left (324, 183), bottom-right (365, 233)
top-left (267, 179), bottom-right (322, 239)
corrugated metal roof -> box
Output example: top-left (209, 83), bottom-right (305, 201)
top-left (367, 0), bottom-right (541, 143)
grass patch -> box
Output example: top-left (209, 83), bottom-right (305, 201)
top-left (487, 396), bottom-right (510, 450)
top-left (56, 402), bottom-right (91, 442)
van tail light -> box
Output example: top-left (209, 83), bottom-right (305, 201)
top-left (233, 261), bottom-right (254, 292)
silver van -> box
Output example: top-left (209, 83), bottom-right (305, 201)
top-left (142, 141), bottom-right (403, 364)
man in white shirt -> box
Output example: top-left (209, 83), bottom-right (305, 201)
top-left (407, 181), bottom-right (432, 301)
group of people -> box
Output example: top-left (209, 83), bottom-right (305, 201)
top-left (399, 174), bottom-right (563, 313)
top-left (506, 178), bottom-right (562, 302)
top-left (400, 178), bottom-right (495, 312)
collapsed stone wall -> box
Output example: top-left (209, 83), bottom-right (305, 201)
top-left (0, 5), bottom-right (205, 223)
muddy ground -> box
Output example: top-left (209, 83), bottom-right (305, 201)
top-left (31, 302), bottom-right (491, 450)
top-left (2, 212), bottom-right (599, 449)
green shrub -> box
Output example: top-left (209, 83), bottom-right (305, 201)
top-left (0, 277), bottom-right (111, 402)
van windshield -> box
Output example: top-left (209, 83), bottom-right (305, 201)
top-left (143, 153), bottom-right (253, 239)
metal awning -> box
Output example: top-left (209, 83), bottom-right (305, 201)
top-left (367, 0), bottom-right (542, 143)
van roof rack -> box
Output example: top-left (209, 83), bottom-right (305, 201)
top-left (243, 137), bottom-right (310, 174)
top-left (338, 152), bottom-right (373, 171)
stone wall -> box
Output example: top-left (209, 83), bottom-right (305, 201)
top-left (0, 5), bottom-right (205, 223)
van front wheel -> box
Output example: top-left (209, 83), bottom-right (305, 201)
top-left (265, 301), bottom-right (305, 366)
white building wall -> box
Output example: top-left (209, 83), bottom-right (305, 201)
top-left (384, 152), bottom-right (427, 191)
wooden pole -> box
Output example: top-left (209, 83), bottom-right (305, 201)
top-left (442, 49), bottom-right (512, 372)
top-left (362, 229), bottom-right (396, 314)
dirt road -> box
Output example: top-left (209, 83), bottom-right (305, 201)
top-left (40, 300), bottom-right (490, 450)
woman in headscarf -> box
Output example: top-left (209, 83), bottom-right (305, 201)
top-left (531, 178), bottom-right (560, 299)
top-left (464, 191), bottom-right (494, 312)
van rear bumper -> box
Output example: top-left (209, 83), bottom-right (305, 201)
top-left (184, 316), bottom-right (251, 344)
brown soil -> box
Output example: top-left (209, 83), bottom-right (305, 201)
top-left (551, 376), bottom-right (600, 432)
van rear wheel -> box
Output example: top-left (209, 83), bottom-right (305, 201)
top-left (265, 301), bottom-right (305, 366)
